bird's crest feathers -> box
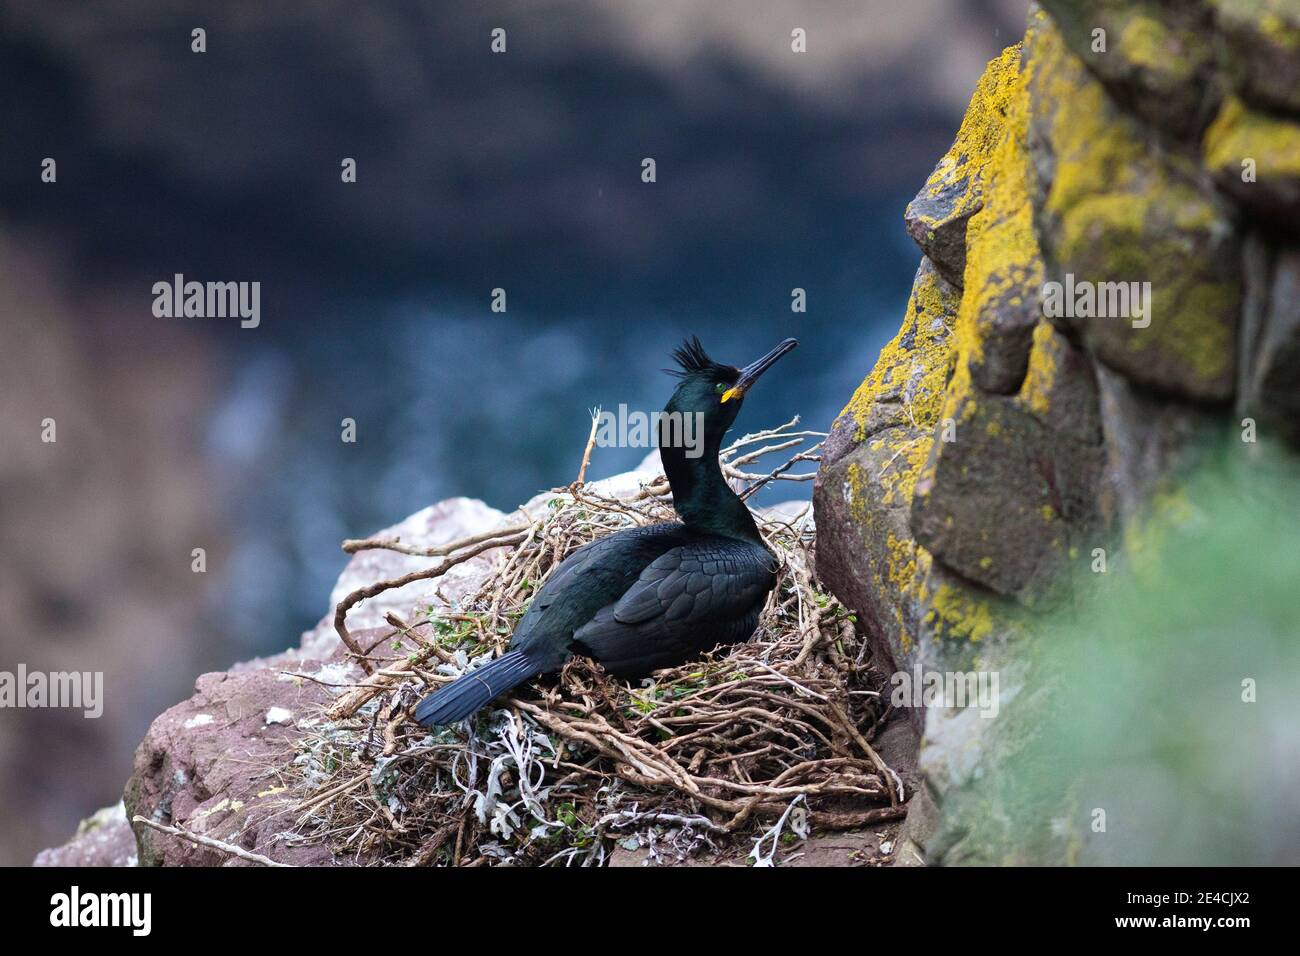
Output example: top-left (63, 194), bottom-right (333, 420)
top-left (667, 336), bottom-right (737, 379)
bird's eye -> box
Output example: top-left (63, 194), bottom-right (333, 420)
top-left (714, 382), bottom-right (727, 394)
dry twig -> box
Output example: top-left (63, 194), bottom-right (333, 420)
top-left (290, 419), bottom-right (903, 866)
top-left (132, 816), bottom-right (292, 868)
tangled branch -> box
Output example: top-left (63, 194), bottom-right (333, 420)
top-left (289, 419), bottom-right (905, 866)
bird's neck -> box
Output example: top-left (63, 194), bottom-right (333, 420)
top-left (659, 439), bottom-right (761, 541)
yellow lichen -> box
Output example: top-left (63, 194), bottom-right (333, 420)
top-left (884, 532), bottom-right (935, 653)
top-left (838, 261), bottom-right (957, 442)
top-left (1224, 1), bottom-right (1300, 50)
top-left (924, 582), bottom-right (996, 643)
top-left (844, 461), bottom-right (868, 525)
top-left (1034, 18), bottom-right (1237, 393)
top-left (947, 31), bottom-right (1042, 392)
top-left (1204, 93), bottom-right (1300, 178)
top-left (1019, 320), bottom-right (1059, 417)
top-left (878, 434), bottom-right (935, 507)
top-left (1117, 11), bottom-right (1203, 78)
top-left (842, 459), bottom-right (936, 653)
top-left (915, 44), bottom-right (1025, 226)
top-left (1163, 282), bottom-right (1238, 383)
top-left (1260, 6), bottom-right (1300, 48)
top-left (1037, 25), bottom-right (1145, 220)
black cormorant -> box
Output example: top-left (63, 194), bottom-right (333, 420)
top-left (414, 336), bottom-right (797, 726)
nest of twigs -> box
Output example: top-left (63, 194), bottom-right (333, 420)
top-left (288, 418), bottom-right (906, 866)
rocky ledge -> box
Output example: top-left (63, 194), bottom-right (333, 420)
top-left (40, 458), bottom-right (904, 867)
top-left (35, 492), bottom-right (522, 867)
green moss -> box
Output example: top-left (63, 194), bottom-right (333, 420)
top-left (936, 448), bottom-right (1300, 865)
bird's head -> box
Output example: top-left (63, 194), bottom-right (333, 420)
top-left (663, 336), bottom-right (798, 442)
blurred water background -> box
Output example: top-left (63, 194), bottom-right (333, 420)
top-left (0, 0), bottom-right (1026, 862)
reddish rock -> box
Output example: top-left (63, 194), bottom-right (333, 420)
top-left (33, 803), bottom-right (136, 867)
top-left (123, 647), bottom-right (357, 867)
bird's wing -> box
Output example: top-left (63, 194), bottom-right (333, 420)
top-left (573, 538), bottom-right (777, 676)
top-left (527, 522), bottom-right (685, 615)
top-left (508, 522), bottom-right (689, 667)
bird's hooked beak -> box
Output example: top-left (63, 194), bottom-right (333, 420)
top-left (721, 338), bottom-right (798, 403)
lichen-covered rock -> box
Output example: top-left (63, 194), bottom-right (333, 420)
top-left (1029, 17), bottom-right (1241, 403)
top-left (1038, 0), bottom-right (1221, 139)
top-left (955, 38), bottom-right (1044, 396)
top-left (815, 257), bottom-right (961, 683)
top-left (817, 246), bottom-right (1032, 693)
top-left (1204, 94), bottom-right (1300, 228)
top-left (816, 1), bottom-right (1294, 866)
top-left (817, 27), bottom-right (1112, 758)
top-left (907, 21), bottom-right (1106, 606)
top-left (913, 558), bottom-right (1022, 667)
top-left (823, 257), bottom-right (959, 469)
top-left (1210, 0), bottom-right (1300, 114)
top-left (910, 388), bottom-right (1103, 603)
top-left (1018, 320), bottom-right (1103, 446)
top-left (904, 45), bottom-right (1024, 288)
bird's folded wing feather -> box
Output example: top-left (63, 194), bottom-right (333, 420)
top-left (573, 541), bottom-right (776, 672)
top-left (612, 544), bottom-right (771, 623)
top-left (509, 522), bottom-right (690, 667)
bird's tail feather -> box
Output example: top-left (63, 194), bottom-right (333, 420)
top-left (413, 650), bottom-right (539, 726)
